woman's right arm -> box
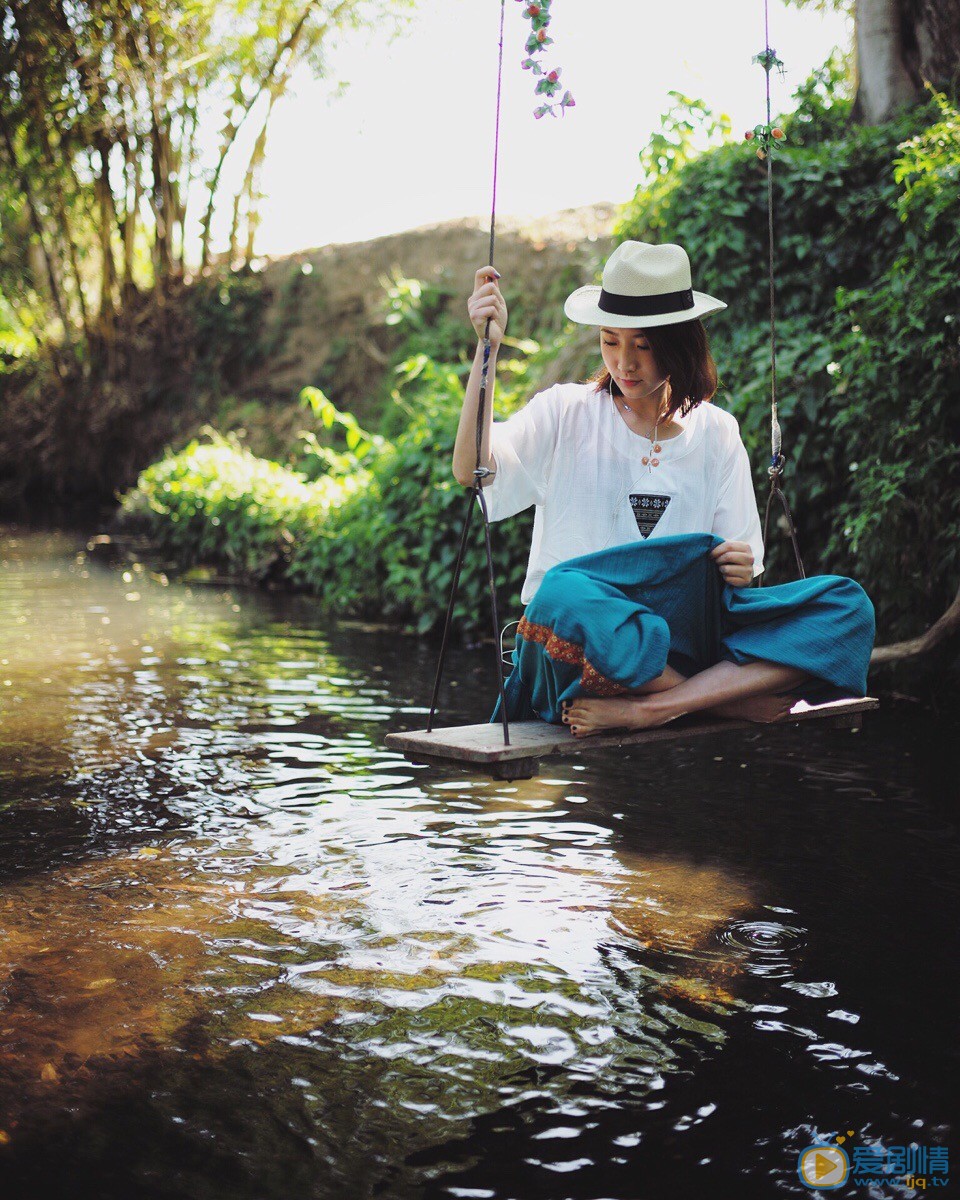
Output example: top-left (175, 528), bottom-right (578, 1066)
top-left (452, 266), bottom-right (509, 488)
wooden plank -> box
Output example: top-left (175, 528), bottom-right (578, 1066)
top-left (385, 697), bottom-right (880, 769)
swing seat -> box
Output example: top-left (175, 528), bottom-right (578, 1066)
top-left (385, 696), bottom-right (879, 780)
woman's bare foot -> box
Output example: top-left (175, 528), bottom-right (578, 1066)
top-left (711, 692), bottom-right (798, 724)
top-left (560, 695), bottom-right (677, 737)
top-left (560, 689), bottom-right (799, 736)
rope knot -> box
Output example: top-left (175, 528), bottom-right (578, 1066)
top-left (767, 453), bottom-right (785, 479)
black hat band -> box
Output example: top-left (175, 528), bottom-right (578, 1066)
top-left (598, 287), bottom-right (694, 316)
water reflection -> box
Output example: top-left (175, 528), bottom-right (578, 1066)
top-left (0, 525), bottom-right (955, 1198)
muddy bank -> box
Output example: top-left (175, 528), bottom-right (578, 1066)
top-left (247, 205), bottom-right (615, 416)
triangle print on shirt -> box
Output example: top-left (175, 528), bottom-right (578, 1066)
top-left (629, 493), bottom-right (671, 538)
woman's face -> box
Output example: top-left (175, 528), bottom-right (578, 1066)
top-left (600, 327), bottom-right (664, 397)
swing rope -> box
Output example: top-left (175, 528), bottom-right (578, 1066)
top-left (426, 0), bottom-right (512, 743)
top-left (756, 0), bottom-right (806, 585)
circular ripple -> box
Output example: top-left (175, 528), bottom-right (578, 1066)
top-left (715, 920), bottom-right (807, 978)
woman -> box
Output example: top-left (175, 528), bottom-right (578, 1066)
top-left (452, 241), bottom-right (874, 737)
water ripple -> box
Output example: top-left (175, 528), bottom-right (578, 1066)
top-left (715, 920), bottom-right (807, 979)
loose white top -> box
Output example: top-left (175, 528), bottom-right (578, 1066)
top-left (483, 382), bottom-right (765, 604)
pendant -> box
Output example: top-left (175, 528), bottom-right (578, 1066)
top-left (641, 456), bottom-right (649, 465)
top-left (653, 443), bottom-right (662, 453)
top-left (651, 458), bottom-right (660, 467)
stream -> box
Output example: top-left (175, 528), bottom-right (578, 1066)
top-left (0, 524), bottom-right (956, 1199)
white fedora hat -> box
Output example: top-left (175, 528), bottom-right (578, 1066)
top-left (564, 240), bottom-right (727, 328)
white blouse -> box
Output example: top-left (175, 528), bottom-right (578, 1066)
top-left (482, 382), bottom-right (765, 604)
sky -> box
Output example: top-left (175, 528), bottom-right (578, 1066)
top-left (192, 0), bottom-right (852, 261)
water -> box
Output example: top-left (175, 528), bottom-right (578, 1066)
top-left (0, 525), bottom-right (956, 1200)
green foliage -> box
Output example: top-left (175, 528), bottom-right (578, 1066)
top-left (893, 84), bottom-right (960, 226)
top-left (184, 269), bottom-right (272, 393)
top-left (0, 290), bottom-right (39, 362)
top-left (779, 0), bottom-right (853, 13)
top-left (117, 282), bottom-right (559, 638)
top-left (786, 49), bottom-right (855, 143)
top-left (633, 92), bottom-right (734, 236)
top-left (290, 356), bottom-right (538, 635)
top-left (117, 323), bottom-right (550, 637)
top-left (295, 385), bottom-right (386, 479)
top-left (259, 262), bottom-right (322, 364)
top-left (821, 88), bottom-right (960, 634)
top-left (378, 270), bottom-right (469, 368)
top-left (373, 269), bottom-right (543, 440)
top-left (119, 430), bottom-right (360, 582)
top-left (114, 422), bottom-right (511, 638)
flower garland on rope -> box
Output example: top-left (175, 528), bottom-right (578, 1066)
top-left (517, 0), bottom-right (575, 118)
top-left (745, 47), bottom-right (787, 159)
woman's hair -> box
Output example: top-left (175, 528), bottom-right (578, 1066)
top-left (589, 318), bottom-right (718, 418)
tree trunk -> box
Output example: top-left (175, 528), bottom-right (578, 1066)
top-left (901, 0), bottom-right (960, 96)
top-left (227, 188), bottom-right (243, 269)
top-left (241, 82), bottom-right (285, 268)
top-left (854, 0), bottom-right (922, 121)
top-left (854, 0), bottom-right (960, 122)
top-left (96, 136), bottom-right (119, 331)
top-left (150, 116), bottom-right (172, 285)
top-left (121, 131), bottom-right (143, 303)
top-left (177, 104), bottom-right (200, 276)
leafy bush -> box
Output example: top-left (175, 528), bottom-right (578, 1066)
top-left (184, 269), bottom-right (272, 395)
top-left (118, 365), bottom-right (540, 637)
top-left (119, 430), bottom-right (362, 582)
top-left (822, 87), bottom-right (960, 635)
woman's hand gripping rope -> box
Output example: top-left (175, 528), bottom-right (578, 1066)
top-left (468, 266), bottom-right (508, 349)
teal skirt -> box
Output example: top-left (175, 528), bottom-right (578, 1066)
top-left (489, 532), bottom-right (875, 725)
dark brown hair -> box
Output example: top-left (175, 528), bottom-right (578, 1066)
top-left (589, 318), bottom-right (718, 418)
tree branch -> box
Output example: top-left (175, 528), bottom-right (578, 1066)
top-left (871, 582), bottom-right (960, 666)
